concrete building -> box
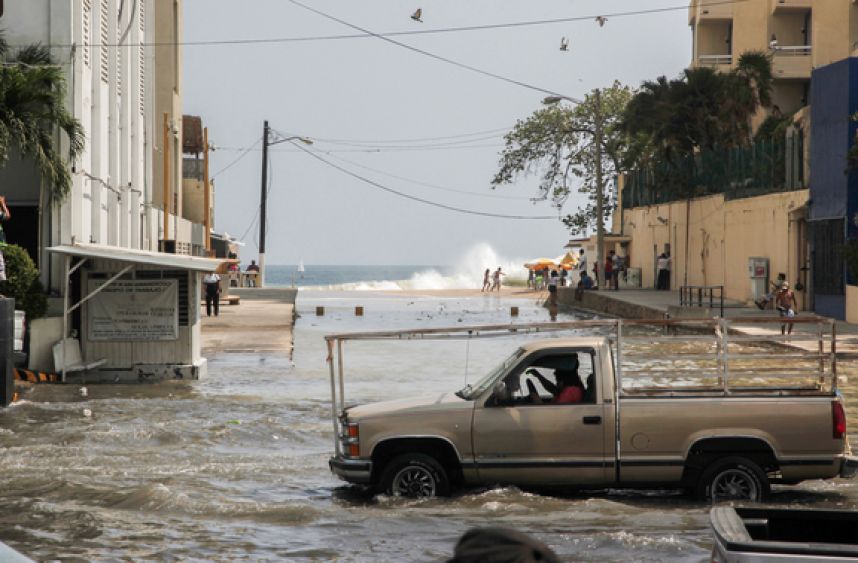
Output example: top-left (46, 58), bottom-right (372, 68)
top-left (0, 1), bottom-right (224, 382)
top-left (690, 0), bottom-right (858, 115)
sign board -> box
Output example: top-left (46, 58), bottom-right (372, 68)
top-left (88, 279), bottom-right (178, 341)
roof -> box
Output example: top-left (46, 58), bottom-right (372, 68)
top-left (521, 337), bottom-right (608, 352)
top-left (47, 243), bottom-right (226, 273)
top-left (565, 234), bottom-right (632, 248)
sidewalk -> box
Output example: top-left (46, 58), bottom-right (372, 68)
top-left (201, 288), bottom-right (297, 356)
top-left (556, 287), bottom-right (858, 354)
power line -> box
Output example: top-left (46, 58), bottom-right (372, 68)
top-left (217, 143), bottom-right (504, 154)
top-left (14, 0), bottom-right (746, 49)
top-left (286, 0), bottom-right (582, 102)
top-left (326, 152), bottom-right (532, 201)
top-left (290, 141), bottom-right (557, 220)
top-left (308, 133), bottom-right (503, 150)
top-left (310, 127), bottom-right (512, 145)
top-left (211, 137), bottom-right (261, 178)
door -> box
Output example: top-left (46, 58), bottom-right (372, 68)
top-left (471, 348), bottom-right (611, 486)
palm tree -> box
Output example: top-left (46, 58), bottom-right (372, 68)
top-left (0, 32), bottom-right (85, 201)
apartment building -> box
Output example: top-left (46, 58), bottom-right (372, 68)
top-left (690, 0), bottom-right (858, 115)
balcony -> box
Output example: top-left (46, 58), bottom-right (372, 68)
top-left (772, 46), bottom-right (812, 79)
top-left (697, 54), bottom-right (733, 70)
top-left (771, 0), bottom-right (812, 14)
top-left (689, 0), bottom-right (733, 24)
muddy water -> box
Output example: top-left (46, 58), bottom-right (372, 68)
top-left (1, 291), bottom-right (857, 561)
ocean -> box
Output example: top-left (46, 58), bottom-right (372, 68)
top-left (261, 243), bottom-right (531, 290)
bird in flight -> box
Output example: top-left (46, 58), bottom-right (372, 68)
top-left (559, 37), bottom-right (569, 51)
top-left (595, 16), bottom-right (607, 27)
top-left (411, 8), bottom-right (423, 22)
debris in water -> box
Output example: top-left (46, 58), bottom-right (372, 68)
top-left (79, 387), bottom-right (88, 398)
top-left (83, 408), bottom-right (92, 418)
top-left (227, 419), bottom-right (241, 425)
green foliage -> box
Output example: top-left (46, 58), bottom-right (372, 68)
top-left (492, 81), bottom-right (634, 235)
top-left (0, 32), bottom-right (85, 202)
top-left (0, 244), bottom-right (47, 320)
top-left (621, 50), bottom-right (774, 197)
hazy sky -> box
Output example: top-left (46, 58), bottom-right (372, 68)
top-left (183, 0), bottom-right (691, 266)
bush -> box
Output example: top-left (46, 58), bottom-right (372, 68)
top-left (0, 244), bottom-right (48, 320)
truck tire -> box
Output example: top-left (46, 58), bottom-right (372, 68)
top-left (379, 453), bottom-right (450, 498)
top-left (696, 456), bottom-right (770, 503)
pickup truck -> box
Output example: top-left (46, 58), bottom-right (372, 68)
top-left (326, 319), bottom-right (858, 500)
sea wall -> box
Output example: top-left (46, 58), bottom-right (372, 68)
top-left (555, 287), bottom-right (663, 319)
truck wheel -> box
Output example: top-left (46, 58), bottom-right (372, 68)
top-left (380, 453), bottom-right (450, 498)
top-left (696, 456), bottom-right (770, 503)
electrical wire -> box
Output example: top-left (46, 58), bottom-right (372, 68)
top-left (325, 152), bottom-right (532, 201)
top-left (211, 137), bottom-right (261, 178)
top-left (217, 143), bottom-right (504, 154)
top-left (307, 133), bottom-right (503, 149)
top-left (286, 0), bottom-right (582, 102)
top-left (12, 0), bottom-right (747, 49)
top-left (289, 141), bottom-right (557, 220)
top-left (310, 126), bottom-right (512, 145)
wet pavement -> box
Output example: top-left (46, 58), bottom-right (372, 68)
top-left (0, 290), bottom-right (856, 561)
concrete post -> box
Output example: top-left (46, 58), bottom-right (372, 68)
top-left (0, 298), bottom-right (14, 407)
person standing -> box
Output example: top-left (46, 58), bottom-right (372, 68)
top-left (526, 269), bottom-right (534, 290)
top-left (604, 253), bottom-right (614, 290)
top-left (547, 270), bottom-right (559, 305)
top-left (610, 251), bottom-right (621, 291)
top-left (481, 268), bottom-right (491, 292)
top-left (0, 196), bottom-right (10, 283)
top-left (577, 249), bottom-right (587, 277)
top-left (656, 253), bottom-right (670, 290)
top-left (776, 282), bottom-right (798, 335)
top-left (203, 271), bottom-right (221, 317)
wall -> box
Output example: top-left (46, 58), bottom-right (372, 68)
top-left (622, 190), bottom-right (808, 306)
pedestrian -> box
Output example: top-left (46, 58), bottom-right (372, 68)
top-left (604, 252), bottom-right (614, 290)
top-left (0, 195), bottom-right (10, 284)
top-left (559, 268), bottom-right (568, 287)
top-left (547, 270), bottom-right (559, 305)
top-left (491, 267), bottom-right (505, 291)
top-left (542, 267), bottom-right (550, 290)
top-left (481, 268), bottom-right (491, 292)
top-left (577, 248), bottom-right (587, 277)
top-left (527, 269), bottom-right (534, 289)
top-left (245, 259), bottom-right (260, 287)
top-left (610, 250), bottom-right (621, 290)
top-left (592, 261), bottom-right (599, 289)
top-left (776, 282), bottom-right (798, 335)
top-left (203, 271), bottom-right (221, 317)
top-left (657, 253), bottom-right (670, 290)
top-left (755, 272), bottom-right (787, 310)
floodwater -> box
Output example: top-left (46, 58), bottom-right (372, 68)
top-left (1, 291), bottom-right (857, 561)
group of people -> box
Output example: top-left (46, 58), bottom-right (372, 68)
top-left (527, 267), bottom-right (569, 291)
top-left (480, 267), bottom-right (505, 292)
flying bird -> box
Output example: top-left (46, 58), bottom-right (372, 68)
top-left (559, 37), bottom-right (569, 51)
top-left (411, 8), bottom-right (423, 22)
top-left (595, 16), bottom-right (608, 27)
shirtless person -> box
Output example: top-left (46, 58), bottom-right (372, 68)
top-left (775, 282), bottom-right (798, 335)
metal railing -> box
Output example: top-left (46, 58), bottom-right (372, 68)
top-left (773, 45), bottom-right (812, 56)
top-left (697, 54), bottom-right (732, 66)
top-left (680, 285), bottom-right (725, 317)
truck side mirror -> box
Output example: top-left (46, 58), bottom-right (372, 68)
top-left (491, 381), bottom-right (508, 405)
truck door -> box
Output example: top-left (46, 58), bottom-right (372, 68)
top-left (471, 348), bottom-right (612, 486)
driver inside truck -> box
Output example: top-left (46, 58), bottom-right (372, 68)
top-left (526, 355), bottom-right (584, 404)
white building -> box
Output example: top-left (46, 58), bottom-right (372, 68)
top-left (0, 1), bottom-right (221, 382)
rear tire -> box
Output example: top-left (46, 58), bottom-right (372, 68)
top-left (379, 453), bottom-right (450, 498)
top-left (696, 456), bottom-right (770, 503)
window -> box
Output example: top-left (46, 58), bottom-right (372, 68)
top-left (82, 0), bottom-right (92, 68)
top-left (491, 350), bottom-right (597, 407)
top-left (99, 0), bottom-right (109, 82)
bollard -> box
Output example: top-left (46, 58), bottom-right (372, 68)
top-left (355, 306), bottom-right (364, 316)
top-left (316, 306), bottom-right (325, 316)
top-left (510, 306), bottom-right (519, 317)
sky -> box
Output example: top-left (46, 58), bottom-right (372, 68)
top-left (182, 0), bottom-right (692, 266)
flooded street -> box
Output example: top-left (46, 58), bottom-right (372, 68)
top-left (2, 291), bottom-right (858, 561)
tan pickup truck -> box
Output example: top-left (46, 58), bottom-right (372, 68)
top-left (326, 319), bottom-right (858, 501)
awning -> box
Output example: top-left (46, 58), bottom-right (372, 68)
top-left (47, 243), bottom-right (226, 272)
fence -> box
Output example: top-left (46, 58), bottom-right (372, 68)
top-left (623, 134), bottom-right (804, 209)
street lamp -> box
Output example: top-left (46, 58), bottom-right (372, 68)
top-left (542, 91), bottom-right (606, 288)
top-left (258, 120), bottom-right (312, 288)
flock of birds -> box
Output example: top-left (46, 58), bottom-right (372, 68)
top-left (409, 8), bottom-right (608, 52)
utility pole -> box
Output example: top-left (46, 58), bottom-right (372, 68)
top-left (259, 120), bottom-right (269, 287)
top-left (203, 127), bottom-right (211, 254)
top-left (593, 88), bottom-right (605, 290)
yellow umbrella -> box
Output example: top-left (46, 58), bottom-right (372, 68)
top-left (524, 258), bottom-right (558, 270)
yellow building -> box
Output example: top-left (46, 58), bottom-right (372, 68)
top-left (690, 0), bottom-right (858, 115)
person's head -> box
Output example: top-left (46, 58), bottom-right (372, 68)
top-left (777, 272), bottom-right (786, 281)
top-left (579, 249), bottom-right (584, 255)
top-left (555, 369), bottom-right (583, 389)
top-left (551, 270), bottom-right (558, 278)
top-left (448, 527), bottom-right (560, 563)
top-left (609, 250), bottom-right (615, 256)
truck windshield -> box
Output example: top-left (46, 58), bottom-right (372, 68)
top-left (456, 348), bottom-right (525, 400)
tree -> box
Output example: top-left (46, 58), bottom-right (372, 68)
top-left (0, 244), bottom-right (47, 320)
top-left (492, 82), bottom-right (634, 235)
top-left (0, 32), bottom-right (85, 201)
